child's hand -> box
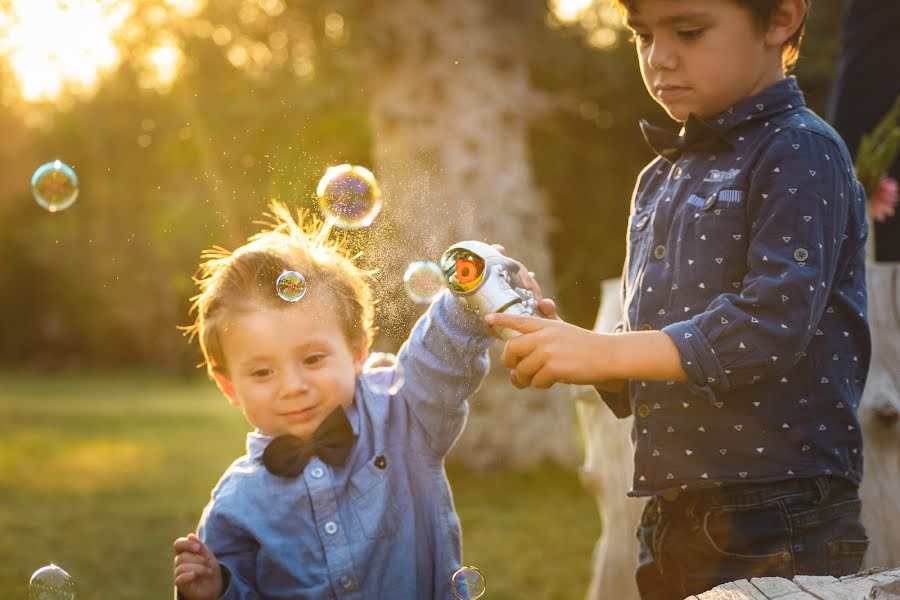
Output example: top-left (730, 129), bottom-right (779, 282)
top-left (485, 312), bottom-right (607, 389)
top-left (174, 533), bottom-right (223, 600)
top-left (490, 244), bottom-right (553, 316)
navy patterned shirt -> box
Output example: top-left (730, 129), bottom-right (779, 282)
top-left (602, 77), bottom-right (871, 497)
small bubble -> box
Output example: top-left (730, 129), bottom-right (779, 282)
top-left (363, 352), bottom-right (404, 395)
top-left (316, 164), bottom-right (382, 229)
top-left (403, 261), bottom-right (446, 304)
top-left (31, 161), bottom-right (79, 213)
top-left (451, 566), bottom-right (485, 600)
top-left (28, 564), bottom-right (76, 600)
top-left (275, 271), bottom-right (307, 302)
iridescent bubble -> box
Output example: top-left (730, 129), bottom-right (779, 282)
top-left (363, 352), bottom-right (404, 395)
top-left (28, 564), bottom-right (76, 600)
top-left (276, 271), bottom-right (307, 302)
top-left (316, 164), bottom-right (382, 229)
top-left (451, 566), bottom-right (486, 600)
top-left (403, 261), bottom-right (446, 304)
top-left (31, 161), bottom-right (79, 213)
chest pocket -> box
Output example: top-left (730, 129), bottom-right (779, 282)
top-left (672, 189), bottom-right (749, 295)
top-left (349, 451), bottom-right (409, 539)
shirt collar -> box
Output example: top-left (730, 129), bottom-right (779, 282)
top-left (245, 383), bottom-right (363, 462)
top-left (640, 76), bottom-right (806, 160)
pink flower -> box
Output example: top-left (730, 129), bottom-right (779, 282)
top-left (869, 175), bottom-right (899, 222)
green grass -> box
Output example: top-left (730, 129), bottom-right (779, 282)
top-left (0, 373), bottom-right (601, 599)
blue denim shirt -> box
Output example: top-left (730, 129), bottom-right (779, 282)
top-left (601, 78), bottom-right (871, 497)
top-left (183, 292), bottom-right (492, 599)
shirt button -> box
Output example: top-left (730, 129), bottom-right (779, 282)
top-left (637, 404), bottom-right (651, 418)
top-left (324, 521), bottom-right (338, 535)
top-left (340, 575), bottom-right (355, 590)
top-left (702, 194), bottom-right (717, 210)
top-left (662, 490), bottom-right (680, 502)
top-left (793, 248), bottom-right (809, 262)
top-left (640, 323), bottom-right (653, 331)
top-left (672, 166), bottom-right (683, 180)
top-left (654, 245), bottom-right (666, 259)
top-left (310, 467), bottom-right (324, 479)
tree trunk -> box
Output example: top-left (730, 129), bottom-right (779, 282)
top-left (576, 277), bottom-right (642, 600)
top-left (363, 0), bottom-right (578, 470)
top-left (859, 260), bottom-right (900, 569)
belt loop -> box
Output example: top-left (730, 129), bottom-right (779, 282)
top-left (813, 476), bottom-right (829, 504)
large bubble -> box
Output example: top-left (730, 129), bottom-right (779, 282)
top-left (28, 564), bottom-right (76, 600)
top-left (31, 161), bottom-right (79, 213)
top-left (403, 261), bottom-right (446, 304)
top-left (316, 164), bottom-right (382, 229)
top-left (451, 566), bottom-right (486, 600)
top-left (363, 352), bottom-right (404, 395)
top-left (275, 271), bottom-right (307, 302)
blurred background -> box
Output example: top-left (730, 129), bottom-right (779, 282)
top-left (0, 0), bottom-right (843, 597)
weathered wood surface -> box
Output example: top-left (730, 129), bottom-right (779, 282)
top-left (685, 567), bottom-right (900, 599)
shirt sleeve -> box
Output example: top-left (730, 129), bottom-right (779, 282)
top-left (662, 127), bottom-right (859, 399)
top-left (396, 290), bottom-right (493, 457)
top-left (180, 498), bottom-right (262, 600)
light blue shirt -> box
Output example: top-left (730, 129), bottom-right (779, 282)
top-left (182, 292), bottom-right (492, 599)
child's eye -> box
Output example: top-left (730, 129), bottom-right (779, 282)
top-left (304, 354), bottom-right (326, 366)
top-left (677, 28), bottom-right (705, 41)
top-left (250, 368), bottom-right (272, 378)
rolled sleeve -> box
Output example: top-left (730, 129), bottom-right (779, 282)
top-left (662, 320), bottom-right (727, 402)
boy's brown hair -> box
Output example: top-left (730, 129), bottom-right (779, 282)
top-left (611, 0), bottom-right (811, 70)
top-left (183, 200), bottom-right (375, 379)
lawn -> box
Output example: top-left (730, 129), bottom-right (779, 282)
top-left (0, 373), bottom-right (602, 599)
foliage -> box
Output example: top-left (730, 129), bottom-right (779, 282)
top-left (855, 95), bottom-right (900, 195)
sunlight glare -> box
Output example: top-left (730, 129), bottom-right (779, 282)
top-left (1, 0), bottom-right (132, 102)
top-left (551, 0), bottom-right (594, 23)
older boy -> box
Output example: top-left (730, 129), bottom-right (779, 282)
top-left (173, 201), bottom-right (506, 599)
top-left (487, 0), bottom-right (871, 597)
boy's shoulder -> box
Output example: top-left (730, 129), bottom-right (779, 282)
top-left (761, 106), bottom-right (854, 166)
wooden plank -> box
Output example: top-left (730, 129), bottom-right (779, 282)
top-left (697, 581), bottom-right (755, 600)
top-left (749, 577), bottom-right (803, 597)
top-left (731, 579), bottom-right (778, 599)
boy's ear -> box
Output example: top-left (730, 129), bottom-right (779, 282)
top-left (765, 0), bottom-right (806, 48)
top-left (213, 371), bottom-right (239, 406)
top-left (352, 336), bottom-right (370, 376)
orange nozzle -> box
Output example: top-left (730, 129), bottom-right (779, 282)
top-left (454, 258), bottom-right (484, 285)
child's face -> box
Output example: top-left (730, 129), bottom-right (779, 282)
top-left (213, 297), bottom-right (366, 440)
top-left (625, 0), bottom-right (784, 121)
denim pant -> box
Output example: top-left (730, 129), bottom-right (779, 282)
top-left (635, 476), bottom-right (869, 600)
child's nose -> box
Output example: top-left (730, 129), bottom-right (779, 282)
top-left (647, 39), bottom-right (676, 71)
top-left (282, 366), bottom-right (310, 394)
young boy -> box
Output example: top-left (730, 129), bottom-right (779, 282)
top-left (487, 0), bottom-right (871, 597)
top-left (172, 201), bottom-right (510, 599)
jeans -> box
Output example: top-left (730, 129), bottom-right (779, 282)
top-left (635, 476), bottom-right (869, 600)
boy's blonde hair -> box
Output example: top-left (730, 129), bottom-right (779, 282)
top-left (611, 0), bottom-right (811, 70)
top-left (183, 200), bottom-right (375, 379)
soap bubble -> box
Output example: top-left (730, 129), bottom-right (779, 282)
top-left (28, 564), bottom-right (76, 600)
top-left (316, 164), bottom-right (382, 229)
top-left (31, 161), bottom-right (79, 213)
top-left (276, 271), bottom-right (307, 302)
top-left (403, 261), bottom-right (446, 304)
top-left (451, 566), bottom-right (486, 600)
top-left (363, 352), bottom-right (404, 395)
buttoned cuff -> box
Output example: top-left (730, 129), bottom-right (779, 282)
top-left (595, 385), bottom-right (632, 418)
top-left (662, 320), bottom-right (728, 404)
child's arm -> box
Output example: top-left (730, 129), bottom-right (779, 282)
top-left (485, 312), bottom-right (685, 389)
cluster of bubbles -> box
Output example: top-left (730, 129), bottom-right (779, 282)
top-left (362, 352), bottom-right (405, 395)
top-left (451, 566), bottom-right (486, 600)
top-left (275, 271), bottom-right (308, 302)
top-left (28, 564), bottom-right (76, 600)
top-left (31, 161), bottom-right (79, 213)
top-left (403, 261), bottom-right (446, 304)
top-left (316, 164), bottom-right (383, 230)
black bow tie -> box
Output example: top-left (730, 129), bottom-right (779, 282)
top-left (262, 407), bottom-right (354, 478)
top-left (639, 114), bottom-right (731, 161)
